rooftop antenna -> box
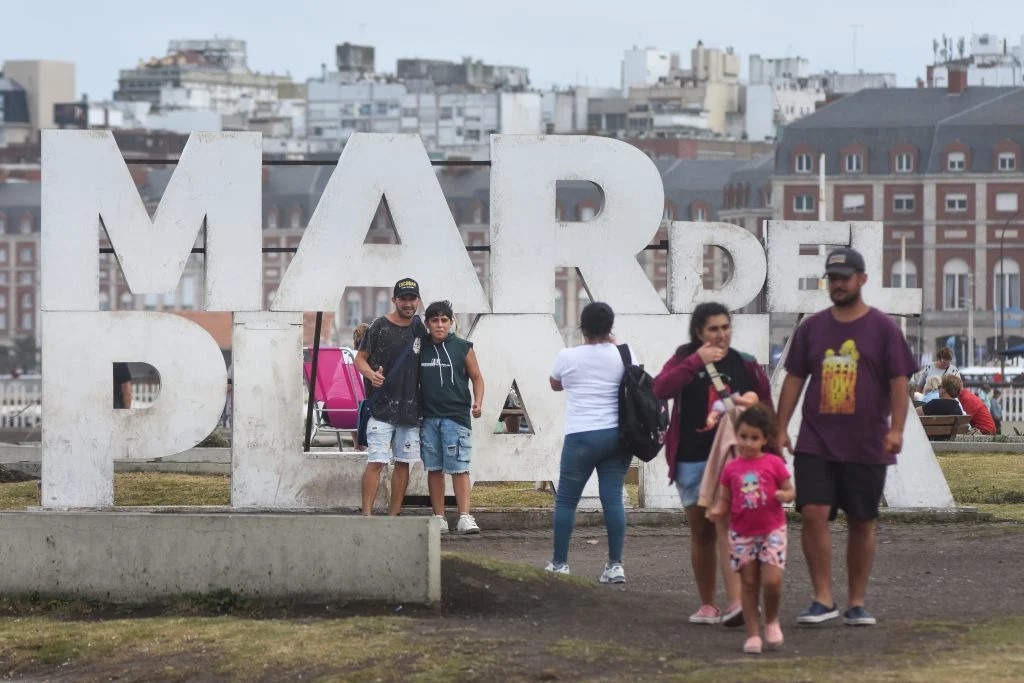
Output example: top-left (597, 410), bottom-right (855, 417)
top-left (850, 24), bottom-right (863, 70)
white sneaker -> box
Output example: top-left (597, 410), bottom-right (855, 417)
top-left (599, 562), bottom-right (626, 584)
top-left (456, 513), bottom-right (480, 535)
top-left (433, 515), bottom-right (449, 535)
top-left (545, 562), bottom-right (570, 574)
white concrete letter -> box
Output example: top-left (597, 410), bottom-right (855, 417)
top-left (41, 130), bottom-right (262, 312)
top-left (273, 134), bottom-right (489, 313)
top-left (669, 221), bottom-right (768, 312)
top-left (489, 135), bottom-right (666, 314)
top-left (41, 312), bottom-right (228, 508)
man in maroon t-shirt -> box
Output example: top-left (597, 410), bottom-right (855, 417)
top-left (777, 247), bottom-right (917, 628)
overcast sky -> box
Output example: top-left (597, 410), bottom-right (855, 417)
top-left (6, 0), bottom-right (1024, 99)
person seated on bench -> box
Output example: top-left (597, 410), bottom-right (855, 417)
top-left (919, 375), bottom-right (942, 405)
top-left (916, 374), bottom-right (964, 417)
top-left (955, 379), bottom-right (997, 435)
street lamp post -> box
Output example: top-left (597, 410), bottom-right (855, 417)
top-left (999, 208), bottom-right (1024, 378)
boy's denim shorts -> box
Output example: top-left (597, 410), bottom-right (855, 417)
top-left (420, 417), bottom-right (472, 474)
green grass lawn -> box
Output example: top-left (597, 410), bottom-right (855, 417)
top-left (0, 454), bottom-right (1019, 519)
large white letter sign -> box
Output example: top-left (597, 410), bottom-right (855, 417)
top-left (41, 312), bottom-right (227, 508)
top-left (273, 133), bottom-right (489, 313)
top-left (766, 221), bottom-right (922, 315)
top-left (669, 221), bottom-right (768, 313)
top-left (489, 135), bottom-right (667, 314)
top-left (41, 130), bottom-right (262, 312)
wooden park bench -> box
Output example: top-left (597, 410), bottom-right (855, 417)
top-left (919, 414), bottom-right (973, 441)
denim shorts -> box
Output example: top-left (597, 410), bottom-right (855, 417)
top-left (420, 417), bottom-right (472, 474)
top-left (675, 460), bottom-right (708, 508)
top-left (366, 417), bottom-right (420, 465)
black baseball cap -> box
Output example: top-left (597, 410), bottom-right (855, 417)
top-left (393, 278), bottom-right (420, 298)
top-left (824, 247), bottom-right (866, 277)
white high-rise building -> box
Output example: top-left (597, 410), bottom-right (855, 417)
top-left (621, 48), bottom-right (674, 95)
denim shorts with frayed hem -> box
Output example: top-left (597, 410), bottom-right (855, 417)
top-left (675, 460), bottom-right (708, 508)
top-left (366, 417), bottom-right (420, 465)
top-left (420, 417), bottom-right (472, 474)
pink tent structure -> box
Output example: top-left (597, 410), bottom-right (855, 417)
top-left (303, 346), bottom-right (366, 448)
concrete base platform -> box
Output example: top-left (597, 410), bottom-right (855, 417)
top-left (0, 511), bottom-right (440, 604)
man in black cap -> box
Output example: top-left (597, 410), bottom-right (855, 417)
top-left (776, 247), bottom-right (917, 627)
top-left (354, 277), bottom-right (425, 515)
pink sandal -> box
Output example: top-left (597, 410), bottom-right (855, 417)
top-left (743, 636), bottom-right (763, 654)
top-left (765, 621), bottom-right (784, 650)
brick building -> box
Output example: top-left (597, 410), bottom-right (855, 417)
top-left (772, 81), bottom-right (1024, 361)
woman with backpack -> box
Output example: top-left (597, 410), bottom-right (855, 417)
top-left (546, 302), bottom-right (634, 584)
top-left (653, 302), bottom-right (773, 626)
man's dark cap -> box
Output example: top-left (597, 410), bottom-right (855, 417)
top-left (393, 278), bottom-right (420, 297)
top-left (824, 247), bottom-right (866, 276)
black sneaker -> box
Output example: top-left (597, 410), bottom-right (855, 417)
top-left (797, 600), bottom-right (840, 624)
top-left (843, 606), bottom-right (877, 626)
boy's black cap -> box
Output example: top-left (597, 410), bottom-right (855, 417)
top-left (824, 247), bottom-right (866, 277)
top-left (393, 278), bottom-right (420, 297)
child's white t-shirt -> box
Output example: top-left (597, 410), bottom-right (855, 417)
top-left (550, 343), bottom-right (635, 435)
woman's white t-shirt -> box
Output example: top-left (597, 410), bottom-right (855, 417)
top-left (551, 343), bottom-right (634, 435)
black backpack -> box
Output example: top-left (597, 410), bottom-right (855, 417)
top-left (616, 344), bottom-right (669, 462)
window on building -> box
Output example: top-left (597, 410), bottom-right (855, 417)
top-left (143, 293), bottom-right (159, 310)
top-left (795, 154), bottom-right (812, 174)
top-left (943, 258), bottom-right (970, 310)
top-left (18, 248), bottom-right (31, 263)
top-left (844, 153), bottom-right (862, 173)
top-left (996, 192), bottom-right (1020, 213)
top-left (0, 247), bottom-right (7, 262)
top-left (20, 292), bottom-right (31, 307)
top-left (793, 194), bottom-right (816, 213)
top-left (98, 291), bottom-right (110, 311)
top-left (162, 291), bottom-right (176, 308)
top-left (798, 276), bottom-right (822, 291)
top-left (890, 259), bottom-right (918, 288)
top-left (20, 313), bottom-right (31, 330)
top-left (440, 107), bottom-right (453, 120)
top-left (0, 294), bottom-right (7, 309)
top-left (553, 287), bottom-right (564, 327)
top-left (694, 207), bottom-right (708, 221)
top-left (947, 151), bottom-right (966, 171)
top-left (663, 206), bottom-right (674, 221)
top-left (994, 258), bottom-right (1021, 310)
top-left (376, 102), bottom-right (389, 115)
top-left (842, 193), bottom-right (866, 213)
top-left (945, 193), bottom-right (968, 212)
top-left (0, 214), bottom-right (6, 234)
top-left (579, 206), bottom-right (596, 221)
top-left (267, 210), bottom-right (278, 230)
top-left (345, 293), bottom-right (363, 328)
top-left (19, 216), bottom-right (31, 234)
top-left (998, 152), bottom-right (1017, 171)
top-left (120, 292), bottom-right (134, 310)
top-left (895, 152), bottom-right (914, 173)
top-left (289, 208), bottom-right (302, 229)
top-left (0, 313), bottom-right (7, 329)
top-left (375, 291), bottom-right (389, 318)
top-left (180, 276), bottom-right (197, 310)
top-left (358, 104), bottom-right (372, 116)
top-left (893, 194), bottom-right (916, 212)
top-left (17, 272), bottom-right (31, 285)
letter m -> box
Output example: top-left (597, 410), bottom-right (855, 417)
top-left (41, 130), bottom-right (262, 312)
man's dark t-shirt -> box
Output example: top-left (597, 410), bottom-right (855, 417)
top-left (113, 362), bottom-right (131, 409)
top-left (358, 316), bottom-right (423, 426)
top-left (922, 398), bottom-right (964, 416)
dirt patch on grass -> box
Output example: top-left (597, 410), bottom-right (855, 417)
top-left (0, 519), bottom-right (1022, 680)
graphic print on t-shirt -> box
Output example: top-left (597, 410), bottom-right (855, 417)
top-left (819, 339), bottom-right (859, 414)
top-left (740, 471), bottom-right (766, 509)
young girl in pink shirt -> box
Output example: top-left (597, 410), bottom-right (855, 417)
top-left (710, 404), bottom-right (794, 654)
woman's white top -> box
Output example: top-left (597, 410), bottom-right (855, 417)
top-left (551, 342), bottom-right (634, 435)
